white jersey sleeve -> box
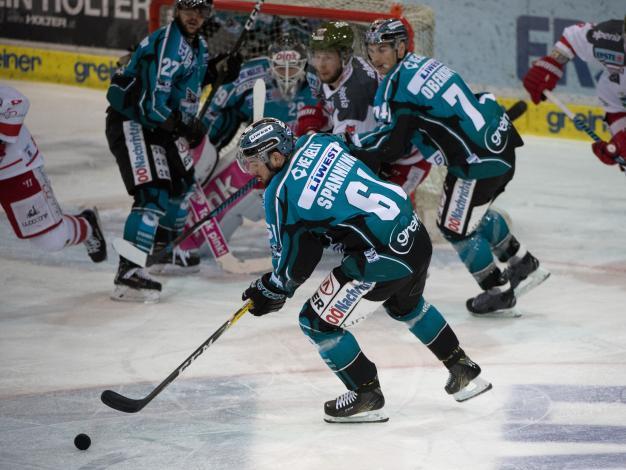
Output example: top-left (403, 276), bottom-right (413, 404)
top-left (556, 22), bottom-right (597, 64)
top-left (0, 125), bottom-right (44, 181)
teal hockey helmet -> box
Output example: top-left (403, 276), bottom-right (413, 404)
top-left (237, 118), bottom-right (295, 174)
top-left (365, 19), bottom-right (409, 48)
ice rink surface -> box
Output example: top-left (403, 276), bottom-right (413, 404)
top-left (1, 80), bottom-right (625, 470)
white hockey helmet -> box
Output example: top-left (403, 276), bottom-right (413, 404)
top-left (0, 85), bottom-right (29, 143)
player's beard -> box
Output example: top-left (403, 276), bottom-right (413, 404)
top-left (320, 65), bottom-right (343, 86)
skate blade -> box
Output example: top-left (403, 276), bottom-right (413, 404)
top-left (453, 377), bottom-right (493, 402)
top-left (324, 410), bottom-right (389, 423)
top-left (514, 267), bottom-right (551, 298)
top-left (110, 286), bottom-right (160, 304)
top-left (148, 264), bottom-right (200, 276)
top-left (470, 307), bottom-right (521, 318)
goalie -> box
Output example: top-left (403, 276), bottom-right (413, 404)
top-left (183, 33), bottom-right (320, 257)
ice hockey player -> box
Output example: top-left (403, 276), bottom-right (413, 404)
top-left (185, 33), bottom-right (320, 246)
top-left (298, 21), bottom-right (379, 137)
top-left (203, 33), bottom-right (319, 160)
top-left (236, 117), bottom-right (492, 423)
top-left (0, 84), bottom-right (107, 263)
top-left (105, 0), bottom-right (241, 301)
top-left (523, 15), bottom-right (626, 171)
top-left (349, 18), bottom-right (550, 316)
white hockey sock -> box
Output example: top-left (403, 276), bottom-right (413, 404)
top-left (63, 214), bottom-right (92, 245)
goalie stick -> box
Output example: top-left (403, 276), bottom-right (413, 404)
top-left (113, 178), bottom-right (258, 268)
top-left (253, 78), bottom-right (266, 121)
top-left (101, 301), bottom-right (252, 413)
top-left (543, 90), bottom-right (625, 166)
top-left (188, 182), bottom-right (272, 274)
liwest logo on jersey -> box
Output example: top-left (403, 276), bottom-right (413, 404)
top-left (593, 48), bottom-right (625, 66)
top-left (297, 142), bottom-right (342, 209)
top-left (443, 178), bottom-right (476, 234)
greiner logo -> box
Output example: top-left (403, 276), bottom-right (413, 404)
top-left (74, 61), bottom-right (117, 83)
top-left (0, 50), bottom-right (42, 72)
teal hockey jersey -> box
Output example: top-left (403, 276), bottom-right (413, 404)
top-left (355, 53), bottom-right (523, 180)
top-left (264, 133), bottom-right (423, 295)
top-left (106, 21), bottom-right (210, 129)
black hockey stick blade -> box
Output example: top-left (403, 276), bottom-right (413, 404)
top-left (100, 389), bottom-right (147, 413)
top-left (100, 301), bottom-right (252, 413)
top-left (506, 100), bottom-right (528, 121)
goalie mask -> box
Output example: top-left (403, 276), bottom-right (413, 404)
top-left (268, 35), bottom-right (307, 101)
top-left (237, 118), bottom-right (295, 175)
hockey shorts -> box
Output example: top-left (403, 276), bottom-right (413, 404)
top-left (437, 169), bottom-right (514, 239)
top-left (0, 167), bottom-right (64, 239)
top-left (105, 109), bottom-right (195, 198)
top-left (304, 221), bottom-right (432, 329)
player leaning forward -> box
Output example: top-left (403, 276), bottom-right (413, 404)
top-left (236, 118), bottom-right (491, 423)
top-left (352, 19), bottom-right (549, 315)
top-left (105, 0), bottom-right (240, 301)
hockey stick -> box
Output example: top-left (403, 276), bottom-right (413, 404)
top-left (505, 100), bottom-right (527, 122)
top-left (101, 301), bottom-right (252, 413)
top-left (189, 182), bottom-right (272, 274)
top-left (113, 178), bottom-right (258, 267)
top-left (253, 78), bottom-right (266, 121)
top-left (198, 0), bottom-right (265, 120)
top-left (543, 90), bottom-right (624, 165)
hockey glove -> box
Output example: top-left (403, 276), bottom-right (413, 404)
top-left (206, 53), bottom-right (243, 86)
top-left (242, 273), bottom-right (287, 316)
top-left (592, 130), bottom-right (626, 166)
top-left (295, 102), bottom-right (328, 137)
top-left (161, 111), bottom-right (207, 149)
top-left (522, 56), bottom-right (564, 105)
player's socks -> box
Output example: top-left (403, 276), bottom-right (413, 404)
top-left (324, 377), bottom-right (388, 423)
top-left (442, 347), bottom-right (492, 402)
top-left (111, 257), bottom-right (161, 303)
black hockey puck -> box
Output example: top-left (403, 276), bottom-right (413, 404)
top-left (74, 433), bottom-right (91, 451)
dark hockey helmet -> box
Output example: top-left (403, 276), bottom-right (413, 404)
top-left (175, 0), bottom-right (212, 17)
top-left (237, 118), bottom-right (295, 174)
top-left (268, 34), bottom-right (308, 101)
top-left (310, 21), bottom-right (354, 55)
top-left (365, 18), bottom-right (409, 48)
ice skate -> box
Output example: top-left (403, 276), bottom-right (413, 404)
top-left (466, 284), bottom-right (520, 317)
top-left (445, 352), bottom-right (492, 402)
top-left (112, 257), bottom-right (161, 303)
top-left (324, 379), bottom-right (388, 423)
top-left (149, 245), bottom-right (201, 275)
top-left (506, 252), bottom-right (550, 298)
top-left (81, 208), bottom-right (107, 263)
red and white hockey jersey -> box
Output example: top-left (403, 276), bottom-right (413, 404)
top-left (0, 85), bottom-right (44, 180)
top-left (556, 20), bottom-right (626, 114)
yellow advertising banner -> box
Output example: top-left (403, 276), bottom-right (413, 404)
top-left (0, 43), bottom-right (119, 90)
top-left (0, 44), bottom-right (612, 143)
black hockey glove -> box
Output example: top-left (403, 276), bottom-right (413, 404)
top-left (206, 52), bottom-right (243, 85)
top-left (242, 273), bottom-right (287, 316)
top-left (161, 111), bottom-right (207, 149)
